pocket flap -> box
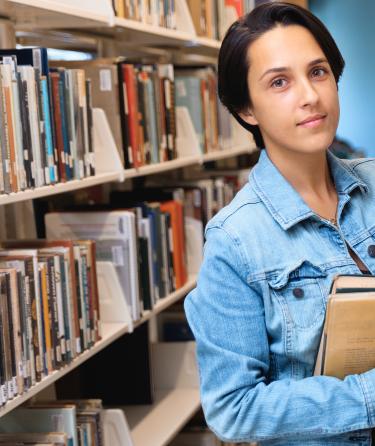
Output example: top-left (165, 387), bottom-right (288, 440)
top-left (267, 260), bottom-right (327, 290)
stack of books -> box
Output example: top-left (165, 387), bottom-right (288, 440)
top-left (314, 274), bottom-right (375, 379)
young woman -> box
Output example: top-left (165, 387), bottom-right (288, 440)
top-left (184, 2), bottom-right (375, 445)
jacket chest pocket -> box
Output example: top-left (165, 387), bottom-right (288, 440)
top-left (267, 260), bottom-right (327, 330)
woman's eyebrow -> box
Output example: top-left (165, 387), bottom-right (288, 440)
top-left (258, 57), bottom-right (329, 81)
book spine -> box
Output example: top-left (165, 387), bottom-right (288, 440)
top-left (34, 68), bottom-right (49, 185)
top-left (37, 264), bottom-right (48, 377)
top-left (117, 63), bottom-right (132, 168)
top-left (58, 70), bottom-right (73, 181)
top-left (4, 273), bottom-right (16, 399)
top-left (1, 65), bottom-right (18, 192)
top-left (18, 69), bottom-right (35, 188)
top-left (40, 76), bottom-right (56, 184)
top-left (123, 64), bottom-right (142, 168)
top-left (50, 72), bottom-right (66, 182)
top-left (25, 259), bottom-right (42, 382)
top-left (85, 78), bottom-right (95, 176)
top-left (0, 67), bottom-right (7, 193)
top-left (39, 262), bottom-right (52, 374)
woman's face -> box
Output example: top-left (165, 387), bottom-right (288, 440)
top-left (241, 24), bottom-right (340, 156)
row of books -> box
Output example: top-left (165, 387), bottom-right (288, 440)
top-left (0, 47), bottom-right (95, 194)
top-left (56, 58), bottom-right (246, 168)
top-left (45, 204), bottom-right (186, 323)
top-left (188, 0), bottom-right (308, 41)
top-left (111, 0), bottom-right (255, 39)
top-left (0, 399), bottom-right (103, 446)
top-left (0, 240), bottom-right (100, 406)
top-left (39, 174), bottom-right (240, 322)
top-left (112, 0), bottom-right (177, 29)
top-left (56, 58), bottom-right (176, 169)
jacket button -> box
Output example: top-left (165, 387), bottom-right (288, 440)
top-left (368, 245), bottom-right (375, 257)
top-left (293, 287), bottom-right (304, 298)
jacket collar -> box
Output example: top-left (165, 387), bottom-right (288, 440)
top-left (250, 149), bottom-right (368, 230)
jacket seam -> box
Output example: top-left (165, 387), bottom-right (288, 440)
top-left (207, 200), bottom-right (261, 231)
top-left (205, 225), bottom-right (250, 280)
top-left (359, 373), bottom-right (375, 426)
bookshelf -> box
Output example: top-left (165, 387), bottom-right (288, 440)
top-left (124, 144), bottom-right (254, 180)
top-left (0, 0), bottom-right (112, 28)
top-left (0, 274), bottom-right (198, 419)
top-left (111, 17), bottom-right (221, 55)
top-left (0, 1), bottom-right (257, 444)
top-left (0, 172), bottom-right (121, 206)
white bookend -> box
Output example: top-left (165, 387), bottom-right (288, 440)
top-left (102, 409), bottom-right (134, 446)
top-left (175, 0), bottom-right (196, 35)
top-left (175, 106), bottom-right (201, 158)
top-left (96, 261), bottom-right (133, 332)
top-left (93, 108), bottom-right (125, 180)
top-left (151, 341), bottom-right (199, 390)
top-left (184, 217), bottom-right (204, 275)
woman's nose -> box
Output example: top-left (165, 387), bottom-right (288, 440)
top-left (299, 78), bottom-right (319, 107)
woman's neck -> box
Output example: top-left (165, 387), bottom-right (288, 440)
top-left (265, 147), bottom-right (336, 200)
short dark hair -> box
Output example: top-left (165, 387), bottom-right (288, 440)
top-left (218, 2), bottom-right (345, 149)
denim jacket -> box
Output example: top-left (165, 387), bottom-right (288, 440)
top-left (184, 149), bottom-right (375, 446)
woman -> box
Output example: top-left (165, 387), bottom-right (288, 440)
top-left (184, 2), bottom-right (375, 445)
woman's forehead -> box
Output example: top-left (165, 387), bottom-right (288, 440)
top-left (247, 25), bottom-right (325, 76)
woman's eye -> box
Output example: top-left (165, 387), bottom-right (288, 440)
top-left (271, 78), bottom-right (287, 88)
top-left (312, 67), bottom-right (327, 77)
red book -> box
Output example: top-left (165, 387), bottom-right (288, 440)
top-left (160, 200), bottom-right (188, 289)
top-left (122, 64), bottom-right (142, 168)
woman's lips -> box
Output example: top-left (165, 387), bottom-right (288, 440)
top-left (298, 115), bottom-right (326, 128)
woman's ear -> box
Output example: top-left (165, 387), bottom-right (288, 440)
top-left (238, 108), bottom-right (259, 126)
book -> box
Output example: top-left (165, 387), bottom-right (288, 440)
top-left (314, 274), bottom-right (375, 379)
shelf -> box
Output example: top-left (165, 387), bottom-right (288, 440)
top-left (122, 388), bottom-right (201, 446)
top-left (0, 1), bottom-right (221, 55)
top-left (134, 275), bottom-right (197, 329)
top-left (0, 145), bottom-right (255, 204)
top-left (0, 321), bottom-right (129, 418)
top-left (106, 17), bottom-right (220, 55)
top-left (124, 143), bottom-right (256, 179)
top-left (0, 276), bottom-right (196, 418)
top-left (202, 143), bottom-right (256, 162)
top-left (0, 172), bottom-right (122, 206)
top-left (0, 0), bottom-right (112, 28)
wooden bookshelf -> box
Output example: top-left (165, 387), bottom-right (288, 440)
top-left (0, 142), bottom-right (255, 205)
top-left (123, 388), bottom-right (201, 446)
top-left (0, 172), bottom-right (122, 206)
top-left (124, 144), bottom-right (256, 179)
top-left (0, 275), bottom-right (197, 418)
top-left (111, 17), bottom-right (220, 54)
top-left (1, 1), bottom-right (221, 55)
top-left (0, 4), bottom-right (252, 444)
top-left (0, 0), bottom-right (112, 28)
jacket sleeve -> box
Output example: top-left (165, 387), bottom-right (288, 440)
top-left (184, 225), bottom-right (375, 444)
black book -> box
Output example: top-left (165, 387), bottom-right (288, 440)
top-left (0, 47), bottom-right (49, 76)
